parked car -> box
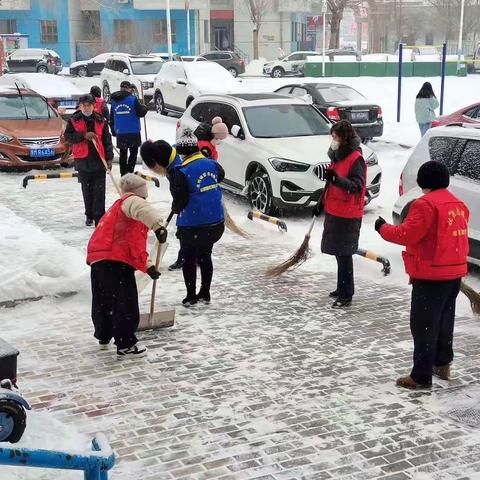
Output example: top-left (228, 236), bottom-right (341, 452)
top-left (263, 51), bottom-right (321, 78)
top-left (69, 52), bottom-right (122, 77)
top-left (153, 61), bottom-right (245, 115)
top-left (101, 54), bottom-right (164, 105)
top-left (180, 55), bottom-right (207, 62)
top-left (325, 48), bottom-right (362, 61)
top-left (0, 73), bottom-right (83, 119)
top-left (6, 48), bottom-right (62, 74)
top-left (393, 124), bottom-right (480, 264)
top-left (0, 86), bottom-right (72, 171)
top-left (274, 82), bottom-right (383, 141)
top-left (466, 41), bottom-right (480, 73)
top-left (179, 93), bottom-right (382, 214)
top-left (200, 51), bottom-right (245, 77)
top-left (432, 102), bottom-right (480, 128)
top-left (153, 52), bottom-right (182, 61)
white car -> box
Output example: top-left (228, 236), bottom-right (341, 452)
top-left (153, 61), bottom-right (245, 115)
top-left (0, 72), bottom-right (82, 118)
top-left (101, 54), bottom-right (164, 106)
top-left (69, 52), bottom-right (122, 77)
top-left (179, 93), bottom-right (382, 214)
top-left (263, 51), bottom-right (321, 78)
top-left (393, 124), bottom-right (480, 265)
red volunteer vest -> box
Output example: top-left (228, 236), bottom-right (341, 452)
top-left (70, 115), bottom-right (106, 160)
top-left (94, 97), bottom-right (105, 116)
top-left (198, 140), bottom-right (218, 161)
top-left (402, 189), bottom-right (469, 281)
top-left (86, 194), bottom-right (149, 272)
top-left (323, 150), bottom-right (366, 219)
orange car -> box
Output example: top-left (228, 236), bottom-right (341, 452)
top-left (0, 85), bottom-right (72, 171)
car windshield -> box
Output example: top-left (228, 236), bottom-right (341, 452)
top-left (243, 104), bottom-right (330, 138)
top-left (130, 61), bottom-right (163, 74)
top-left (317, 86), bottom-right (365, 102)
top-left (0, 94), bottom-right (56, 119)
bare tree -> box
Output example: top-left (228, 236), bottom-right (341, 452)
top-left (243, 0), bottom-right (274, 59)
top-left (327, 0), bottom-right (360, 48)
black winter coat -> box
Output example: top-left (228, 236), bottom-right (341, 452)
top-left (321, 137), bottom-right (366, 256)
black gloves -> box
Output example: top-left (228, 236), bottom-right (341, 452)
top-left (147, 266), bottom-right (161, 280)
top-left (375, 216), bottom-right (386, 232)
top-left (154, 226), bottom-right (168, 244)
top-left (324, 169), bottom-right (336, 183)
top-left (312, 202), bottom-right (324, 217)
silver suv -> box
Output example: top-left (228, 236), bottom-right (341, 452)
top-left (393, 124), bottom-right (480, 264)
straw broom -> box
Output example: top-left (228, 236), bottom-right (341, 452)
top-left (461, 281), bottom-right (480, 315)
top-left (223, 201), bottom-right (250, 239)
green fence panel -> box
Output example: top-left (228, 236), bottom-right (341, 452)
top-left (359, 62), bottom-right (387, 76)
top-left (330, 62), bottom-right (361, 77)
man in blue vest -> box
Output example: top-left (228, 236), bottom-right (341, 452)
top-left (110, 81), bottom-right (148, 176)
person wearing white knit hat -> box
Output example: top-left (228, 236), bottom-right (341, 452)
top-left (87, 173), bottom-right (168, 358)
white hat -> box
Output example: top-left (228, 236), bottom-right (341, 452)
top-left (120, 173), bottom-right (148, 199)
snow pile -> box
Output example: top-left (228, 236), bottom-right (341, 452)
top-left (244, 58), bottom-right (267, 76)
top-left (2, 411), bottom-right (90, 480)
top-left (0, 204), bottom-right (88, 304)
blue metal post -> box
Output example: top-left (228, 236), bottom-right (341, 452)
top-left (397, 43), bottom-right (403, 123)
top-left (440, 42), bottom-right (447, 115)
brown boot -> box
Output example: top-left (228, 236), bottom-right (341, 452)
top-left (396, 376), bottom-right (431, 390)
top-left (432, 364), bottom-right (451, 380)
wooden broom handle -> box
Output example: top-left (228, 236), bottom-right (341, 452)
top-left (91, 138), bottom-right (122, 196)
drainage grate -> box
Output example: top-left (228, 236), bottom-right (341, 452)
top-left (447, 407), bottom-right (480, 428)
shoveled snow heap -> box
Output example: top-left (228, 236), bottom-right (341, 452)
top-left (0, 203), bottom-right (88, 304)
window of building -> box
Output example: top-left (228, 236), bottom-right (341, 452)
top-left (81, 11), bottom-right (101, 40)
top-left (114, 19), bottom-right (135, 45)
top-left (0, 19), bottom-right (16, 34)
top-left (41, 20), bottom-right (58, 43)
top-left (152, 20), bottom-right (177, 44)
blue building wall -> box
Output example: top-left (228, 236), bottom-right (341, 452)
top-left (0, 0), bottom-right (72, 63)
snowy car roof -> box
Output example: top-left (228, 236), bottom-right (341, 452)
top-left (0, 73), bottom-right (82, 98)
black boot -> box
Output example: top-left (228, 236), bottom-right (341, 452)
top-left (196, 287), bottom-right (211, 304)
top-left (329, 290), bottom-right (338, 298)
top-left (332, 298), bottom-right (352, 308)
top-left (85, 217), bottom-right (94, 227)
top-left (182, 294), bottom-right (198, 307)
top-left (169, 259), bottom-right (184, 271)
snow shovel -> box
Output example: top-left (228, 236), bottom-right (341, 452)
top-left (138, 212), bottom-right (175, 331)
top-left (92, 138), bottom-right (122, 196)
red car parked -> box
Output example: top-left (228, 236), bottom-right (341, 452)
top-left (432, 102), bottom-right (480, 127)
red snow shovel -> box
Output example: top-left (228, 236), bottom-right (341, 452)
top-left (138, 211), bottom-right (175, 331)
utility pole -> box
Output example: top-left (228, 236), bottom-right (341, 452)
top-left (457, 0), bottom-right (465, 73)
top-left (166, 0), bottom-right (173, 60)
top-left (321, 0), bottom-right (327, 77)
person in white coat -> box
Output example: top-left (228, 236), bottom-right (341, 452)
top-left (415, 82), bottom-right (439, 137)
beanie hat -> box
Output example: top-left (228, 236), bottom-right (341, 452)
top-left (90, 86), bottom-right (102, 98)
top-left (211, 117), bottom-right (228, 140)
top-left (120, 173), bottom-right (148, 199)
top-left (176, 128), bottom-right (198, 156)
top-left (120, 80), bottom-right (132, 89)
top-left (141, 139), bottom-right (174, 168)
top-left (194, 122), bottom-right (213, 141)
top-left (417, 160), bottom-right (450, 190)
top-left (78, 93), bottom-right (95, 105)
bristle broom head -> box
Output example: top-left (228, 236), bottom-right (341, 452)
top-left (265, 235), bottom-right (312, 277)
top-left (461, 281), bottom-right (480, 315)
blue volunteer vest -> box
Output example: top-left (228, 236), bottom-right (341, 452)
top-left (111, 95), bottom-right (140, 135)
top-left (177, 153), bottom-right (224, 227)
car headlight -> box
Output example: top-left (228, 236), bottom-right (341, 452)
top-left (366, 152), bottom-right (378, 166)
top-left (0, 133), bottom-right (13, 143)
top-left (141, 81), bottom-right (154, 89)
top-left (269, 157), bottom-right (310, 172)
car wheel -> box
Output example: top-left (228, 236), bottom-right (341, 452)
top-left (248, 170), bottom-right (277, 215)
top-left (102, 83), bottom-right (111, 103)
top-left (155, 91), bottom-right (166, 115)
top-left (270, 67), bottom-right (284, 78)
top-left (228, 67), bottom-right (238, 77)
top-left (37, 65), bottom-right (48, 74)
top-left (0, 399), bottom-right (27, 443)
top-left (78, 66), bottom-right (88, 77)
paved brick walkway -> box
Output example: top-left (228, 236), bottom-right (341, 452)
top-left (2, 172), bottom-right (480, 479)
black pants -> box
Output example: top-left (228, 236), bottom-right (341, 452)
top-left (410, 278), bottom-right (461, 385)
top-left (78, 170), bottom-right (106, 225)
top-left (90, 261), bottom-right (139, 350)
top-left (178, 222), bottom-right (224, 297)
top-left (336, 255), bottom-right (354, 299)
top-left (119, 147), bottom-right (138, 176)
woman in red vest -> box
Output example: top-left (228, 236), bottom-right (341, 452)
top-left (376, 161), bottom-right (469, 389)
top-left (314, 120), bottom-right (366, 308)
top-left (87, 174), bottom-right (168, 358)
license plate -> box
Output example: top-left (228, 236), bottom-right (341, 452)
top-left (30, 148), bottom-right (55, 158)
top-left (59, 100), bottom-right (77, 108)
top-left (351, 111), bottom-right (369, 122)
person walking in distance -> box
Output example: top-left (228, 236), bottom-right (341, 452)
top-left (312, 120), bottom-right (366, 308)
top-left (90, 85), bottom-right (109, 120)
top-left (375, 161), bottom-right (469, 389)
top-left (87, 173), bottom-right (168, 358)
top-left (415, 82), bottom-right (439, 137)
top-left (65, 94), bottom-right (113, 227)
top-left (110, 81), bottom-right (148, 175)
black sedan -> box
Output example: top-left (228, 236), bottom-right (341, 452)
top-left (274, 82), bottom-right (383, 141)
top-left (69, 52), bottom-right (120, 77)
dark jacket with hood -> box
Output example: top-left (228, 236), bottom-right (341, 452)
top-left (64, 111), bottom-right (113, 173)
top-left (109, 90), bottom-right (148, 148)
top-left (321, 136), bottom-right (366, 256)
